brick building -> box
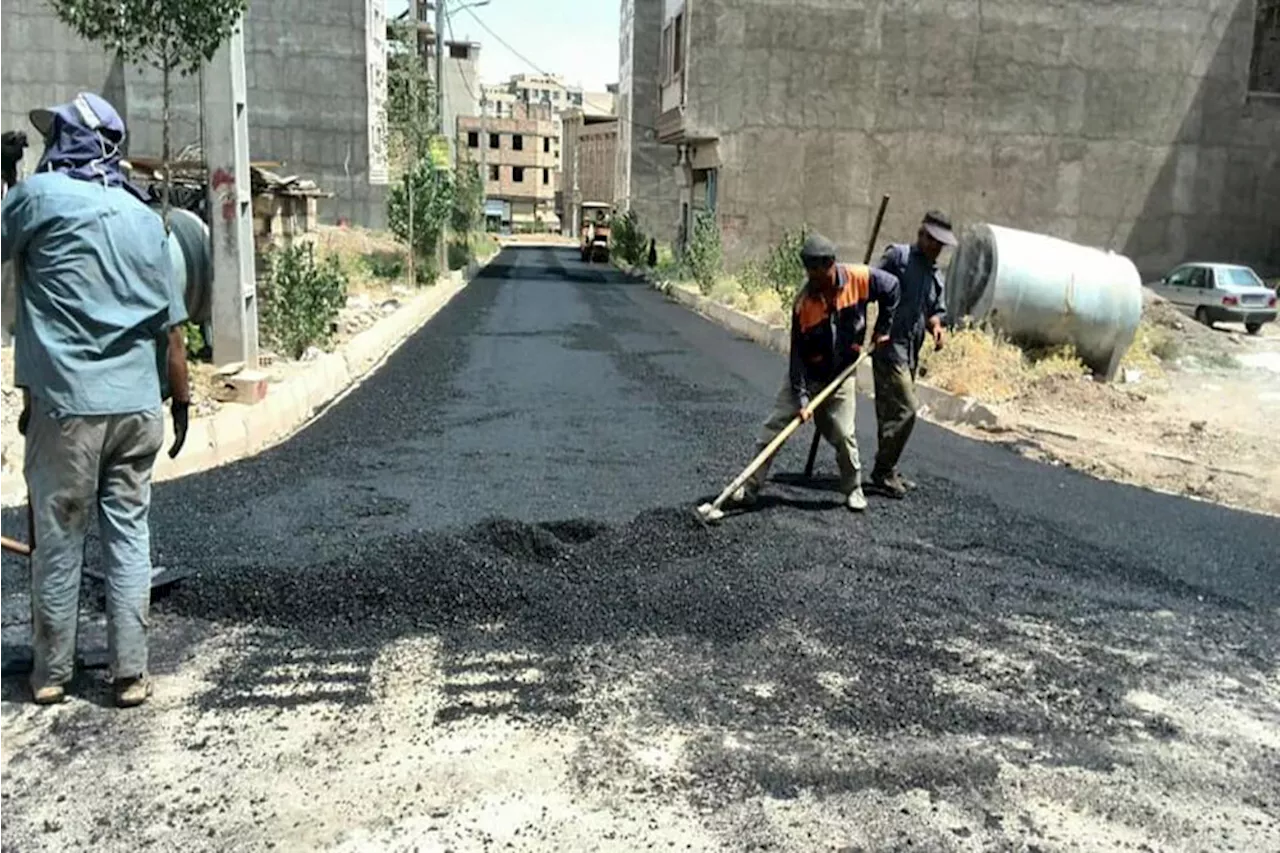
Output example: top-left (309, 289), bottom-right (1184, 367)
top-left (648, 0), bottom-right (1280, 277)
top-left (561, 109), bottom-right (619, 236)
top-left (458, 102), bottom-right (559, 231)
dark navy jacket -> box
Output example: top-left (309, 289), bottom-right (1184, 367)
top-left (875, 243), bottom-right (946, 370)
top-left (788, 263), bottom-right (899, 407)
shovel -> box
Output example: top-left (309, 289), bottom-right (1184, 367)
top-left (696, 345), bottom-right (876, 525)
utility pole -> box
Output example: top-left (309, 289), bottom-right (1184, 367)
top-left (479, 93), bottom-right (487, 233)
top-left (202, 16), bottom-right (259, 369)
top-left (434, 0), bottom-right (447, 275)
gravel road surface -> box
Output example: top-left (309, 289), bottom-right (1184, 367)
top-left (2, 247), bottom-right (1277, 852)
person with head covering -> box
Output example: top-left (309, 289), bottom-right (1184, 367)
top-left (731, 232), bottom-right (900, 513)
top-left (868, 210), bottom-right (956, 499)
top-left (1, 92), bottom-right (191, 708)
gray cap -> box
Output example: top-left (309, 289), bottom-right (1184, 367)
top-left (800, 232), bottom-right (838, 260)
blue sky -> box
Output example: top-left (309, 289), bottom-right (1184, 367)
top-left (387, 0), bottom-right (620, 92)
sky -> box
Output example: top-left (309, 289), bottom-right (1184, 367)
top-left (387, 0), bottom-right (621, 93)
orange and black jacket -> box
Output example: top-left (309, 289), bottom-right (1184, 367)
top-left (789, 264), bottom-right (900, 407)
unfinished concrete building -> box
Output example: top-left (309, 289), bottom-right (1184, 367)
top-left (0, 0), bottom-right (391, 226)
top-left (617, 0), bottom-right (683, 244)
top-left (653, 0), bottom-right (1280, 277)
top-left (458, 102), bottom-right (559, 231)
top-left (562, 106), bottom-right (620, 236)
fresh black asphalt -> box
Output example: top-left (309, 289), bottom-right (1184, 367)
top-left (1, 245), bottom-right (1277, 847)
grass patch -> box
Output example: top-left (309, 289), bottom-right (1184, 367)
top-left (919, 327), bottom-right (1088, 403)
top-left (1121, 321), bottom-right (1179, 376)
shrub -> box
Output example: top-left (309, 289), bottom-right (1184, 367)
top-left (447, 239), bottom-right (472, 271)
top-left (610, 209), bottom-right (647, 267)
top-left (686, 210), bottom-right (723, 295)
top-left (363, 250), bottom-right (405, 281)
top-left (183, 322), bottom-right (205, 359)
top-left (259, 242), bottom-right (349, 359)
top-left (761, 226), bottom-right (807, 302)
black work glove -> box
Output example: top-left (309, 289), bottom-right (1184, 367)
top-left (2, 130), bottom-right (28, 187)
top-left (168, 400), bottom-right (190, 459)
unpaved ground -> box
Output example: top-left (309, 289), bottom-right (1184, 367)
top-left (955, 305), bottom-right (1280, 518)
top-left (2, 249), bottom-right (1277, 851)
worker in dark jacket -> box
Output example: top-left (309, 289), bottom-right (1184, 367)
top-left (733, 233), bottom-right (899, 512)
top-left (869, 210), bottom-right (954, 498)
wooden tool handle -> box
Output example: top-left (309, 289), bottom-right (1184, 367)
top-left (2, 536), bottom-right (31, 557)
top-left (708, 348), bottom-right (872, 513)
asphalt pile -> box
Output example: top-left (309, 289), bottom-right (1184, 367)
top-left (160, 485), bottom-right (1275, 745)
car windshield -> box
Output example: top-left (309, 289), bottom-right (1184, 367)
top-left (1217, 267), bottom-right (1264, 288)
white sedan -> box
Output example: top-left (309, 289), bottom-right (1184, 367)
top-left (1148, 262), bottom-right (1277, 335)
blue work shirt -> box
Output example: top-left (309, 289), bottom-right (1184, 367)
top-left (874, 243), bottom-right (946, 370)
top-left (1, 172), bottom-right (185, 416)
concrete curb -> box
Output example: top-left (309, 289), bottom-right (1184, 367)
top-left (647, 275), bottom-right (1000, 430)
top-left (1, 264), bottom-right (482, 504)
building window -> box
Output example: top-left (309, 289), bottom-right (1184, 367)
top-left (673, 13), bottom-right (684, 78)
top-left (449, 43), bottom-right (469, 59)
top-left (513, 167), bottom-right (525, 183)
top-left (1251, 0), bottom-right (1280, 94)
top-left (543, 137), bottom-right (550, 153)
top-left (467, 131), bottom-right (479, 148)
top-left (513, 134), bottom-right (524, 151)
top-left (542, 168), bottom-right (549, 185)
top-left (489, 164), bottom-right (499, 181)
top-left (489, 133), bottom-right (500, 149)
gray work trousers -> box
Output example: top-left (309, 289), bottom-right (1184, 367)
top-left (747, 375), bottom-right (861, 494)
top-left (24, 397), bottom-right (164, 688)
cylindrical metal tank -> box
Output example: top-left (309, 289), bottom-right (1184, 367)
top-left (945, 223), bottom-right (1142, 381)
top-left (161, 207), bottom-right (214, 326)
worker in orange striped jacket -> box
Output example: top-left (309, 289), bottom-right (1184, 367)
top-left (733, 233), bottom-right (900, 513)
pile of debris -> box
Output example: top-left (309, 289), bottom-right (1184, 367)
top-left (124, 143), bottom-right (332, 210)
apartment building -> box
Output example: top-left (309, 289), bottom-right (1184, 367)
top-left (616, 0), bottom-right (681, 243)
top-left (397, 2), bottom-right (482, 165)
top-left (458, 102), bottom-right (559, 231)
top-left (652, 0), bottom-right (1280, 277)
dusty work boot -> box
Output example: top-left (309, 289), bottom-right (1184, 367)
top-left (114, 675), bottom-right (152, 708)
top-left (31, 682), bottom-right (66, 705)
top-left (845, 486), bottom-right (868, 513)
top-left (870, 471), bottom-right (908, 500)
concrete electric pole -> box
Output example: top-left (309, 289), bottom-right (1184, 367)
top-left (434, 0), bottom-right (447, 275)
top-left (202, 18), bottom-right (259, 369)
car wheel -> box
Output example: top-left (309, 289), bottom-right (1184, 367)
top-left (1246, 322), bottom-right (1262, 336)
top-left (1194, 306), bottom-right (1211, 327)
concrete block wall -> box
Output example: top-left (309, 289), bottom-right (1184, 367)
top-left (617, 0), bottom-right (682, 243)
top-left (1, 0), bottom-right (388, 228)
top-left (683, 0), bottom-right (1280, 278)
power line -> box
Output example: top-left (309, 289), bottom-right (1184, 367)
top-left (460, 5), bottom-right (660, 138)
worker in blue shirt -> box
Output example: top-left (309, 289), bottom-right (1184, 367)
top-left (869, 210), bottom-right (954, 498)
top-left (1, 92), bottom-right (191, 708)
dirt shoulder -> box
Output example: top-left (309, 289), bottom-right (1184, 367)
top-left (919, 291), bottom-right (1280, 518)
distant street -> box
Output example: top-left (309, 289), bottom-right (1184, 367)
top-left (2, 246), bottom-right (1278, 852)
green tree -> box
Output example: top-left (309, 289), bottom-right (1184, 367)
top-left (48, 0), bottom-right (249, 228)
top-left (385, 18), bottom-right (446, 284)
top-left (388, 159), bottom-right (455, 285)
